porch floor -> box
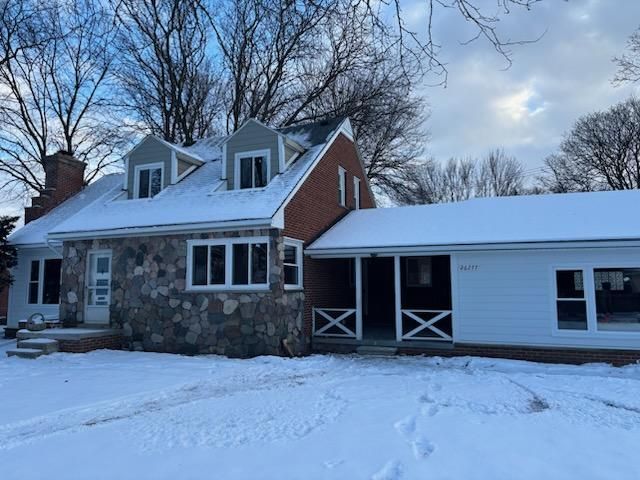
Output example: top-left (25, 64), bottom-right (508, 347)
top-left (17, 327), bottom-right (122, 341)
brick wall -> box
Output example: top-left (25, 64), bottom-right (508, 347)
top-left (283, 132), bottom-right (375, 339)
top-left (314, 341), bottom-right (640, 367)
top-left (58, 335), bottom-right (124, 353)
top-left (25, 152), bottom-right (86, 224)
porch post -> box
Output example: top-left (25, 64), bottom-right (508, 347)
top-left (355, 256), bottom-right (363, 340)
top-left (394, 255), bottom-right (402, 342)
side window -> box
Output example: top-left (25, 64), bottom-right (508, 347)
top-left (135, 164), bottom-right (163, 198)
top-left (353, 176), bottom-right (361, 209)
top-left (284, 240), bottom-right (303, 289)
top-left (555, 269), bottom-right (588, 331)
top-left (28, 260), bottom-right (40, 304)
top-left (338, 166), bottom-right (346, 207)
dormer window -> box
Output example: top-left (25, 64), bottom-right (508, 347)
top-left (134, 163), bottom-right (163, 198)
top-left (235, 150), bottom-right (270, 189)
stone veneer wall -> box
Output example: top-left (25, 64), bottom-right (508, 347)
top-left (60, 229), bottom-right (306, 357)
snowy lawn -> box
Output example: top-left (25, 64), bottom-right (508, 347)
top-left (1, 341), bottom-right (640, 480)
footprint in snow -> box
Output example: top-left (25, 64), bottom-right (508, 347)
top-left (419, 393), bottom-right (434, 404)
top-left (323, 459), bottom-right (344, 469)
top-left (412, 436), bottom-right (435, 459)
top-left (372, 460), bottom-right (403, 480)
top-left (421, 404), bottom-right (439, 417)
top-left (393, 415), bottom-right (416, 440)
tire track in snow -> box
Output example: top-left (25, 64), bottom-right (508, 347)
top-left (0, 370), bottom-right (333, 450)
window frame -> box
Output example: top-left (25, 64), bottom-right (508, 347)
top-left (353, 176), bottom-right (361, 209)
top-left (234, 149), bottom-right (271, 190)
top-left (26, 257), bottom-right (62, 305)
top-left (283, 238), bottom-right (304, 290)
top-left (133, 162), bottom-right (164, 199)
top-left (405, 256), bottom-right (433, 288)
top-left (186, 237), bottom-right (270, 292)
top-left (551, 264), bottom-right (640, 338)
top-left (338, 166), bottom-right (346, 207)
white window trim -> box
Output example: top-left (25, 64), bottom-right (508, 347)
top-left (551, 264), bottom-right (640, 339)
top-left (133, 162), bottom-right (164, 199)
top-left (27, 257), bottom-right (62, 306)
top-left (234, 149), bottom-right (271, 190)
top-left (186, 237), bottom-right (270, 292)
top-left (338, 166), bottom-right (346, 207)
top-left (283, 237), bottom-right (304, 290)
top-left (353, 176), bottom-right (361, 209)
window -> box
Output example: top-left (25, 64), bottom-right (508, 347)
top-left (353, 176), bottom-right (361, 209)
top-left (284, 240), bottom-right (303, 289)
top-left (28, 260), bottom-right (39, 304)
top-left (236, 151), bottom-right (269, 189)
top-left (135, 163), bottom-right (163, 198)
top-left (406, 257), bottom-right (432, 287)
top-left (338, 166), bottom-right (346, 206)
top-left (27, 258), bottom-right (61, 305)
top-left (555, 269), bottom-right (588, 331)
top-left (594, 268), bottom-right (640, 332)
top-left (187, 238), bottom-right (269, 290)
top-left (43, 259), bottom-right (62, 304)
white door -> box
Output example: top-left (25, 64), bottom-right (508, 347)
top-left (85, 251), bottom-right (112, 324)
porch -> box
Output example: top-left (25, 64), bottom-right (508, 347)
top-left (310, 255), bottom-right (454, 349)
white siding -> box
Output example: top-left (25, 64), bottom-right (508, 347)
top-left (7, 247), bottom-right (62, 328)
top-left (453, 247), bottom-right (640, 350)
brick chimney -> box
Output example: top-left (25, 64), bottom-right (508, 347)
top-left (24, 151), bottom-right (86, 224)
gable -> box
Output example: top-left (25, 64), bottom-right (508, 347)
top-left (224, 120), bottom-right (281, 189)
top-left (126, 137), bottom-right (172, 199)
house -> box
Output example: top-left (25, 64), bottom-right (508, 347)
top-left (6, 117), bottom-right (374, 356)
top-left (306, 191), bottom-right (640, 365)
top-left (5, 116), bottom-right (640, 365)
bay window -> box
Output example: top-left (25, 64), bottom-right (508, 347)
top-left (188, 238), bottom-right (269, 290)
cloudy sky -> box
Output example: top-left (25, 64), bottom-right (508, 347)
top-left (3, 0), bottom-right (640, 220)
top-left (409, 0), bottom-right (640, 183)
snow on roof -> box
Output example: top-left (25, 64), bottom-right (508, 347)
top-left (48, 140), bottom-right (329, 238)
top-left (308, 189), bottom-right (640, 252)
top-left (279, 117), bottom-right (346, 148)
top-left (8, 174), bottom-right (124, 246)
top-left (180, 136), bottom-right (226, 162)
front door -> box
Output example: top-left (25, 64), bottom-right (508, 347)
top-left (85, 251), bottom-right (112, 324)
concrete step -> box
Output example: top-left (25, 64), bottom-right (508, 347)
top-left (6, 348), bottom-right (46, 359)
top-left (356, 346), bottom-right (398, 356)
top-left (18, 338), bottom-right (59, 354)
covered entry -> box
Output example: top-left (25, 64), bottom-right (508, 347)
top-left (312, 255), bottom-right (453, 344)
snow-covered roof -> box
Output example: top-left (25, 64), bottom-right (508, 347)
top-left (8, 174), bottom-right (124, 246)
top-left (308, 189), bottom-right (640, 253)
top-left (47, 119), bottom-right (348, 239)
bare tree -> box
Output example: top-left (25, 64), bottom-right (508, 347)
top-left (541, 97), bottom-right (640, 192)
top-left (0, 0), bottom-right (126, 199)
top-left (353, 0), bottom-right (545, 84)
top-left (0, 1), bottom-right (52, 68)
top-left (393, 150), bottom-right (526, 205)
top-left (475, 148), bottom-right (524, 197)
top-left (112, 0), bottom-right (224, 145)
top-left (614, 27), bottom-right (640, 85)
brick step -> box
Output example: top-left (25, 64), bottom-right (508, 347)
top-left (356, 346), bottom-right (398, 356)
top-left (6, 348), bottom-right (46, 359)
top-left (17, 338), bottom-right (59, 354)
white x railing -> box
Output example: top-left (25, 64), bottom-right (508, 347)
top-left (401, 309), bottom-right (452, 341)
top-left (313, 308), bottom-right (357, 338)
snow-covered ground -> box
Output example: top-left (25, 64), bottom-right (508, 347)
top-left (1, 341), bottom-right (639, 480)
